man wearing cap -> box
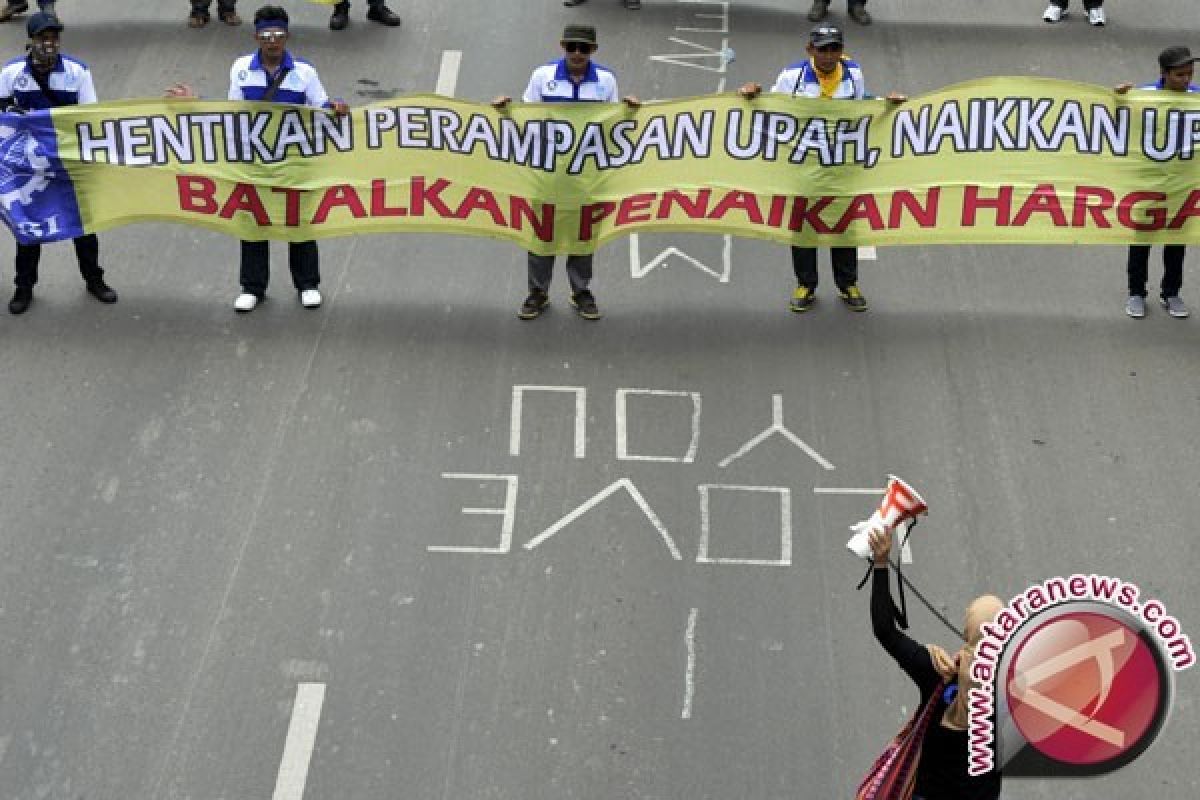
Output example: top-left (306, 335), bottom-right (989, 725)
top-left (0, 1), bottom-right (54, 25)
top-left (808, 0), bottom-right (871, 27)
top-left (165, 4), bottom-right (349, 313)
top-left (328, 1), bottom-right (401, 31)
top-left (1115, 47), bottom-right (1199, 320)
top-left (188, 1), bottom-right (241, 29)
top-left (740, 26), bottom-right (903, 314)
top-left (493, 25), bottom-right (640, 321)
top-left (562, 0), bottom-right (643, 10)
top-left (0, 11), bottom-right (118, 314)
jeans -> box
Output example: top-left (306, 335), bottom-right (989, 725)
top-left (14, 235), bottom-right (104, 289)
top-left (239, 240), bottom-right (320, 297)
top-left (791, 246), bottom-right (858, 291)
top-left (191, 0), bottom-right (237, 11)
top-left (1127, 245), bottom-right (1184, 298)
top-left (526, 253), bottom-right (592, 294)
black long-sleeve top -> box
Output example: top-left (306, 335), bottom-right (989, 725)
top-left (871, 568), bottom-right (1002, 800)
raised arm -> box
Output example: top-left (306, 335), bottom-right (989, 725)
top-left (868, 530), bottom-right (941, 698)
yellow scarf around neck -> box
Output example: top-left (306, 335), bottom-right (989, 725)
top-left (815, 58), bottom-right (846, 99)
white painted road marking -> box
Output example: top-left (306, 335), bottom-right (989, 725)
top-left (858, 246), bottom-right (878, 261)
top-left (435, 50), bottom-right (462, 97)
top-left (718, 394), bottom-right (835, 471)
top-left (272, 682), bottom-right (327, 800)
top-left (681, 607), bottom-right (698, 719)
top-left (813, 487), bottom-right (885, 495)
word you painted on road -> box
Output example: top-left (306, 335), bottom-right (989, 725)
top-left (428, 386), bottom-right (860, 567)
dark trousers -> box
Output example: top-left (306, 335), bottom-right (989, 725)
top-left (239, 240), bottom-right (319, 297)
top-left (1127, 245), bottom-right (1185, 298)
top-left (791, 246), bottom-right (857, 291)
top-left (191, 0), bottom-right (237, 11)
top-left (1050, 0), bottom-right (1103, 8)
top-left (527, 253), bottom-right (592, 294)
top-left (14, 234), bottom-right (103, 289)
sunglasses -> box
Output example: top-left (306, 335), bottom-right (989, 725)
top-left (815, 43), bottom-right (843, 53)
top-left (257, 31), bottom-right (287, 43)
top-left (563, 42), bottom-right (595, 54)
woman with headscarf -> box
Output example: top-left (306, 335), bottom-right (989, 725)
top-left (867, 529), bottom-right (1004, 800)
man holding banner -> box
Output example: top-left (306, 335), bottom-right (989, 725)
top-left (494, 24), bottom-right (639, 321)
top-left (0, 11), bottom-right (118, 314)
top-left (167, 4), bottom-right (349, 312)
top-left (1116, 46), bottom-right (1198, 320)
top-left (740, 25), bottom-right (902, 314)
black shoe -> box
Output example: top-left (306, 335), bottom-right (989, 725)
top-left (8, 287), bottom-right (32, 314)
top-left (86, 279), bottom-right (118, 304)
top-left (0, 2), bottom-right (30, 23)
top-left (329, 2), bottom-right (349, 30)
top-left (848, 2), bottom-right (872, 25)
top-left (562, 0), bottom-right (588, 6)
top-left (366, 5), bottom-right (401, 26)
top-left (518, 290), bottom-right (550, 320)
top-left (570, 290), bottom-right (601, 320)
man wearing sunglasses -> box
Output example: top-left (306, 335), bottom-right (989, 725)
top-left (167, 5), bottom-right (349, 312)
top-left (808, 0), bottom-right (870, 27)
top-left (0, 1), bottom-right (55, 25)
top-left (0, 11), bottom-right (119, 315)
top-left (188, 0), bottom-right (241, 29)
top-left (493, 25), bottom-right (640, 321)
top-left (740, 26), bottom-right (903, 314)
top-left (328, 1), bottom-right (401, 31)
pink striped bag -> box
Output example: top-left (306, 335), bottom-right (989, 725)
top-left (855, 683), bottom-right (943, 800)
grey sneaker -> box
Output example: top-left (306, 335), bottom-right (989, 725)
top-left (1160, 295), bottom-right (1190, 318)
top-left (807, 0), bottom-right (829, 22)
top-left (1125, 295), bottom-right (1146, 319)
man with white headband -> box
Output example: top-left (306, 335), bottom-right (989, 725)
top-left (166, 5), bottom-right (349, 313)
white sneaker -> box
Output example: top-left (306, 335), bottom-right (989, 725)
top-left (1087, 7), bottom-right (1106, 26)
top-left (300, 289), bottom-right (322, 308)
top-left (1043, 4), bottom-right (1065, 23)
top-left (234, 292), bottom-right (259, 312)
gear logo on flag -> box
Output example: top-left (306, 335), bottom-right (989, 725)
top-left (0, 124), bottom-right (55, 212)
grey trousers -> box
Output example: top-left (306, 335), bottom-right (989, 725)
top-left (527, 253), bottom-right (593, 294)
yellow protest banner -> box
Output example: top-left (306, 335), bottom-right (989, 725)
top-left (3, 78), bottom-right (1200, 251)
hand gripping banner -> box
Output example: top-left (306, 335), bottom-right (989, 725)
top-left (3, 77), bottom-right (1200, 253)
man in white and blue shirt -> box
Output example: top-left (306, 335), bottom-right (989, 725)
top-left (0, 11), bottom-right (117, 314)
top-left (1116, 46), bottom-right (1199, 320)
top-left (741, 26), bottom-right (902, 314)
top-left (494, 24), bottom-right (638, 321)
top-left (169, 5), bottom-right (348, 312)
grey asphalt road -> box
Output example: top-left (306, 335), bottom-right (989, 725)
top-left (1, 2), bottom-right (1198, 799)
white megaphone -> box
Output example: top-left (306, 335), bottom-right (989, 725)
top-left (846, 475), bottom-right (928, 560)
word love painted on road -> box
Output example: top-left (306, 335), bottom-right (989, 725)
top-left (428, 387), bottom-right (875, 567)
top-left (5, 78), bottom-right (1200, 249)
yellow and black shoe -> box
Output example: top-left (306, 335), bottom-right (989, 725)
top-left (518, 290), bottom-right (550, 320)
top-left (789, 285), bottom-right (816, 313)
top-left (839, 285), bottom-right (868, 312)
top-left (569, 290), bottom-right (602, 320)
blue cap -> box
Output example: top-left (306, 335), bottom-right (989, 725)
top-left (27, 12), bottom-right (64, 37)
